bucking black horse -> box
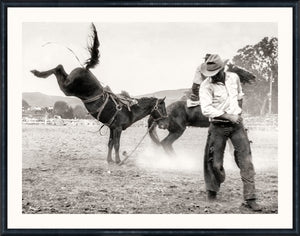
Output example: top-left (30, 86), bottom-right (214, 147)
top-left (31, 23), bottom-right (167, 164)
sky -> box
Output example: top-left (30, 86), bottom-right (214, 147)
top-left (23, 22), bottom-right (277, 96)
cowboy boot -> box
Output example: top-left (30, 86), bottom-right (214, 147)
top-left (207, 190), bottom-right (217, 202)
top-left (190, 83), bottom-right (200, 101)
top-left (243, 199), bottom-right (263, 211)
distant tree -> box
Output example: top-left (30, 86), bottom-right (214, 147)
top-left (65, 106), bottom-right (74, 119)
top-left (73, 105), bottom-right (88, 119)
top-left (54, 101), bottom-right (68, 116)
top-left (53, 101), bottom-right (74, 119)
top-left (22, 99), bottom-right (30, 109)
top-left (232, 37), bottom-right (278, 115)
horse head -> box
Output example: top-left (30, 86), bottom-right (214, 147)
top-left (150, 97), bottom-right (168, 129)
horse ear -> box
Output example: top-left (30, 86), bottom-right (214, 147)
top-left (160, 96), bottom-right (166, 103)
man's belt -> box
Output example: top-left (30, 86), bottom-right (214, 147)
top-left (211, 118), bottom-right (234, 126)
top-left (211, 118), bottom-right (230, 123)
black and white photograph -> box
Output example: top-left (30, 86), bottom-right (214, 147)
top-left (3, 5), bottom-right (297, 232)
top-left (23, 21), bottom-right (278, 213)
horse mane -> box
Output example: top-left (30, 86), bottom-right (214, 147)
top-left (137, 97), bottom-right (156, 106)
top-left (85, 23), bottom-right (100, 70)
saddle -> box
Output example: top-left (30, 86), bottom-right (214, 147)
top-left (104, 86), bottom-right (138, 111)
top-left (82, 86), bottom-right (139, 124)
top-left (117, 91), bottom-right (138, 111)
top-left (187, 99), bottom-right (200, 108)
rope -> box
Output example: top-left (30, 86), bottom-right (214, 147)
top-left (118, 122), bottom-right (155, 166)
top-left (118, 98), bottom-right (167, 165)
top-left (42, 42), bottom-right (84, 68)
top-left (82, 94), bottom-right (104, 104)
top-left (88, 124), bottom-right (108, 136)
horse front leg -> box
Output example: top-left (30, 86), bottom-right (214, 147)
top-left (113, 128), bottom-right (122, 164)
top-left (107, 128), bottom-right (114, 164)
top-left (161, 129), bottom-right (185, 156)
top-left (148, 118), bottom-right (162, 146)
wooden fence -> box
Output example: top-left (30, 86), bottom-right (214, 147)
top-left (22, 115), bottom-right (278, 130)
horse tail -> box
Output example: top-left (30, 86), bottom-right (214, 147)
top-left (85, 23), bottom-right (100, 70)
top-left (148, 117), bottom-right (161, 145)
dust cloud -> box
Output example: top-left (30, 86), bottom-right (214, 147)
top-left (135, 143), bottom-right (237, 173)
top-left (134, 128), bottom-right (278, 173)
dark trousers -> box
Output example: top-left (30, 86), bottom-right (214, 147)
top-left (203, 122), bottom-right (256, 200)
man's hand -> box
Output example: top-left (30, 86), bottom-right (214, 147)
top-left (219, 113), bottom-right (243, 124)
top-left (228, 114), bottom-right (243, 124)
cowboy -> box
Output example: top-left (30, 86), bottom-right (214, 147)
top-left (199, 54), bottom-right (262, 211)
top-left (190, 54), bottom-right (211, 101)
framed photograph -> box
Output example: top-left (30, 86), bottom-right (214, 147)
top-left (1, 1), bottom-right (299, 235)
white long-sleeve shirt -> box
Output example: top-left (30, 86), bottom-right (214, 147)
top-left (199, 72), bottom-right (244, 119)
top-left (193, 65), bottom-right (205, 85)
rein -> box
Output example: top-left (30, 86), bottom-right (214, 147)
top-left (42, 42), bottom-right (84, 68)
top-left (118, 122), bottom-right (155, 166)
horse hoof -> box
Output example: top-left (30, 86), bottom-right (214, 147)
top-left (30, 70), bottom-right (38, 75)
top-left (107, 160), bottom-right (114, 164)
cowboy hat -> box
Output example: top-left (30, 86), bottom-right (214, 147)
top-left (200, 54), bottom-right (229, 77)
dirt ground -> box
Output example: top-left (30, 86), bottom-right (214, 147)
top-left (22, 124), bottom-right (278, 214)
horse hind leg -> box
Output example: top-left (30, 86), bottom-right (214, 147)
top-left (31, 68), bottom-right (56, 78)
top-left (161, 129), bottom-right (185, 156)
top-left (31, 65), bottom-right (67, 78)
top-left (31, 65), bottom-right (70, 94)
top-left (30, 65), bottom-right (68, 81)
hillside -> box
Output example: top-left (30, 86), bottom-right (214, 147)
top-left (136, 88), bottom-right (189, 105)
top-left (136, 88), bottom-right (188, 100)
top-left (22, 92), bottom-right (84, 108)
top-left (22, 88), bottom-right (190, 108)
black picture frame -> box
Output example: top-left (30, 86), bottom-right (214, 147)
top-left (1, 1), bottom-right (299, 235)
